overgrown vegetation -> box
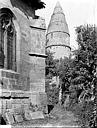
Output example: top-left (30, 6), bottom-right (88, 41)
top-left (45, 50), bottom-right (59, 105)
top-left (68, 25), bottom-right (97, 127)
top-left (45, 25), bottom-right (97, 127)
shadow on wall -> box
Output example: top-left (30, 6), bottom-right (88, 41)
top-left (0, 116), bottom-right (7, 125)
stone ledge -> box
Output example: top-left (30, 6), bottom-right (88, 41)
top-left (0, 69), bottom-right (20, 79)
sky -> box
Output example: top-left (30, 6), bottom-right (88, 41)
top-left (36, 0), bottom-right (97, 49)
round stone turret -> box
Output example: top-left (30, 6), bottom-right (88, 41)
top-left (46, 1), bottom-right (71, 59)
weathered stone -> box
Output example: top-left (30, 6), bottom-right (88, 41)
top-left (46, 2), bottom-right (70, 59)
top-left (39, 92), bottom-right (47, 106)
top-left (13, 108), bottom-right (23, 115)
top-left (11, 92), bottom-right (25, 97)
top-left (6, 72), bottom-right (11, 78)
top-left (11, 99), bottom-right (22, 105)
top-left (12, 84), bottom-right (19, 90)
top-left (2, 100), bottom-right (7, 109)
top-left (15, 74), bottom-right (20, 80)
top-left (12, 104), bottom-right (22, 111)
top-left (24, 110), bottom-right (32, 120)
top-left (30, 93), bottom-right (40, 105)
top-left (22, 99), bottom-right (30, 104)
top-left (6, 100), bottom-right (12, 109)
top-left (8, 84), bottom-right (13, 90)
top-left (30, 111), bottom-right (44, 119)
top-left (5, 112), bottom-right (15, 124)
top-left (11, 92), bottom-right (17, 97)
top-left (2, 78), bottom-right (9, 89)
top-left (1, 70), bottom-right (6, 77)
top-left (9, 79), bottom-right (16, 86)
top-left (14, 114), bottom-right (23, 123)
top-left (0, 0), bottom-right (47, 114)
top-left (2, 92), bottom-right (10, 97)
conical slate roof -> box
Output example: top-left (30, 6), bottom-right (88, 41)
top-left (47, 1), bottom-right (69, 35)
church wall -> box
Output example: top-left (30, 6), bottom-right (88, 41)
top-left (0, 0), bottom-right (47, 123)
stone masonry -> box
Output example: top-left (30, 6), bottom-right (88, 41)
top-left (46, 2), bottom-right (71, 59)
top-left (0, 0), bottom-right (47, 124)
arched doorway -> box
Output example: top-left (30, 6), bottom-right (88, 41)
top-left (0, 8), bottom-right (17, 71)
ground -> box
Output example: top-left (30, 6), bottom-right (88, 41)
top-left (12, 104), bottom-right (80, 128)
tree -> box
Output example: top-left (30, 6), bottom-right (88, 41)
top-left (69, 25), bottom-right (97, 127)
top-left (45, 50), bottom-right (60, 105)
top-left (45, 50), bottom-right (55, 78)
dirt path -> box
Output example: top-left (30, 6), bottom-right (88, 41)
top-left (45, 111), bottom-right (79, 127)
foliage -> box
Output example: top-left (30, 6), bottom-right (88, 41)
top-left (57, 57), bottom-right (72, 94)
top-left (45, 50), bottom-right (57, 78)
top-left (45, 25), bottom-right (97, 127)
top-left (45, 79), bottom-right (59, 105)
top-left (45, 50), bottom-right (72, 104)
top-left (68, 25), bottom-right (97, 127)
top-left (45, 51), bottom-right (59, 105)
top-left (20, 0), bottom-right (45, 9)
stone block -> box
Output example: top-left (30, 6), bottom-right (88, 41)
top-left (11, 91), bottom-right (24, 97)
top-left (5, 112), bottom-right (15, 124)
top-left (14, 114), bottom-right (23, 123)
top-left (9, 79), bottom-right (16, 86)
top-left (23, 104), bottom-right (29, 110)
top-left (30, 93), bottom-right (40, 105)
top-left (12, 99), bottom-right (22, 104)
top-left (1, 70), bottom-right (6, 77)
top-left (39, 93), bottom-right (47, 106)
top-left (2, 100), bottom-right (7, 109)
top-left (9, 73), bottom-right (13, 79)
top-left (11, 92), bottom-right (17, 97)
top-left (12, 103), bottom-right (22, 110)
top-left (6, 72), bottom-right (11, 78)
top-left (17, 85), bottom-right (23, 90)
top-left (12, 84), bottom-right (19, 90)
top-left (30, 111), bottom-right (44, 119)
top-left (8, 84), bottom-right (13, 90)
top-left (15, 74), bottom-right (20, 80)
top-left (22, 99), bottom-right (30, 104)
top-left (15, 79), bottom-right (20, 86)
top-left (13, 107), bottom-right (23, 115)
top-left (11, 91), bottom-right (25, 98)
top-left (6, 100), bottom-right (12, 109)
top-left (24, 110), bottom-right (32, 120)
top-left (2, 92), bottom-right (10, 97)
top-left (2, 78), bottom-right (9, 89)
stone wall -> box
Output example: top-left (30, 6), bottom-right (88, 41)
top-left (0, 69), bottom-right (30, 112)
top-left (0, 0), bottom-right (47, 123)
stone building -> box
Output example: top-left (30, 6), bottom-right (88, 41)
top-left (0, 0), bottom-right (47, 123)
top-left (46, 2), bottom-right (71, 59)
top-left (46, 2), bottom-right (71, 106)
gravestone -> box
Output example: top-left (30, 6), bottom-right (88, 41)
top-left (5, 112), bottom-right (15, 124)
top-left (14, 114), bottom-right (23, 123)
top-left (24, 110), bottom-right (32, 120)
top-left (30, 111), bottom-right (44, 119)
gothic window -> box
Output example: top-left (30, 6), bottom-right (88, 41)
top-left (0, 8), bottom-right (17, 71)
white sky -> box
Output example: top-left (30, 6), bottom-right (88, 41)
top-left (36, 0), bottom-right (97, 49)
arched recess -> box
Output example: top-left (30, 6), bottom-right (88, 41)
top-left (0, 8), bottom-right (18, 71)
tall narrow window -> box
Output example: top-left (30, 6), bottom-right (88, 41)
top-left (0, 8), bottom-right (16, 71)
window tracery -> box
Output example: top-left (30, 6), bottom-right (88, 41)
top-left (0, 9), bottom-right (17, 71)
